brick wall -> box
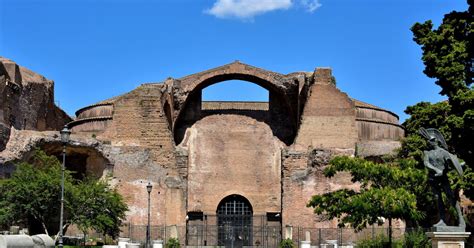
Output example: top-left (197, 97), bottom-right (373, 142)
top-left (107, 84), bottom-right (186, 226)
top-left (295, 68), bottom-right (358, 149)
top-left (181, 114), bottom-right (284, 216)
top-left (281, 148), bottom-right (357, 228)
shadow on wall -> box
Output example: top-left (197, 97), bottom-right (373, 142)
top-left (39, 143), bottom-right (112, 180)
top-left (174, 88), bottom-right (296, 146)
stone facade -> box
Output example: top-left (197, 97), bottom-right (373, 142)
top-left (0, 60), bottom-right (405, 241)
top-left (0, 57), bottom-right (71, 151)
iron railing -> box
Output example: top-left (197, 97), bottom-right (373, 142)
top-left (64, 224), bottom-right (438, 247)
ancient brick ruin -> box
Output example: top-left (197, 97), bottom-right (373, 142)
top-left (0, 58), bottom-right (405, 245)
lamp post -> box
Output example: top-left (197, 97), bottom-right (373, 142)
top-left (58, 126), bottom-right (71, 248)
top-left (146, 182), bottom-right (153, 248)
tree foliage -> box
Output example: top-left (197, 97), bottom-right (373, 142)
top-left (307, 0), bottom-right (472, 240)
top-left (165, 238), bottom-right (181, 248)
top-left (0, 150), bottom-right (74, 235)
top-left (406, 0), bottom-right (473, 197)
top-left (307, 156), bottom-right (425, 231)
top-left (0, 150), bottom-right (127, 237)
top-left (278, 238), bottom-right (295, 248)
top-left (70, 178), bottom-right (127, 238)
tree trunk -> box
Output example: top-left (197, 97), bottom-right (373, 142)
top-left (41, 221), bottom-right (49, 236)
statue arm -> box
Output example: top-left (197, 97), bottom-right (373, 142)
top-left (424, 152), bottom-right (443, 176)
top-left (447, 152), bottom-right (464, 176)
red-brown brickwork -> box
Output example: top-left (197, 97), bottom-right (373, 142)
top-left (295, 68), bottom-right (358, 149)
top-left (0, 61), bottom-right (407, 240)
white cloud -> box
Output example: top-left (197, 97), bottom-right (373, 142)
top-left (206, 0), bottom-right (293, 19)
top-left (300, 0), bottom-right (322, 13)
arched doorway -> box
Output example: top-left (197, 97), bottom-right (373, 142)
top-left (217, 195), bottom-right (253, 247)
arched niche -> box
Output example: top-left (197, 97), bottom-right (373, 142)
top-left (39, 142), bottom-right (112, 180)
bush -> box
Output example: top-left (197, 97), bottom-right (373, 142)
top-left (279, 238), bottom-right (295, 248)
top-left (357, 234), bottom-right (402, 248)
top-left (403, 228), bottom-right (430, 248)
top-left (165, 237), bottom-right (180, 248)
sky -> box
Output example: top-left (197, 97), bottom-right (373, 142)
top-left (0, 0), bottom-right (469, 121)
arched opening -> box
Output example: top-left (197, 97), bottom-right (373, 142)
top-left (174, 75), bottom-right (296, 146)
top-left (40, 143), bottom-right (111, 180)
top-left (202, 80), bottom-right (269, 102)
top-left (217, 195), bottom-right (253, 247)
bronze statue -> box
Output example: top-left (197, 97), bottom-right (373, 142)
top-left (419, 128), bottom-right (465, 230)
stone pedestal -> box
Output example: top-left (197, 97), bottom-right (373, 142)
top-left (284, 225), bottom-right (293, 240)
top-left (300, 240), bottom-right (311, 248)
top-left (426, 232), bottom-right (471, 248)
top-left (118, 237), bottom-right (130, 248)
top-left (125, 243), bottom-right (141, 248)
top-left (152, 240), bottom-right (163, 248)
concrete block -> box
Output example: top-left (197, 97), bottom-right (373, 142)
top-left (126, 243), bottom-right (141, 248)
top-left (0, 235), bottom-right (34, 248)
top-left (152, 240), bottom-right (163, 248)
top-left (118, 237), bottom-right (131, 248)
top-left (31, 234), bottom-right (54, 248)
top-left (300, 240), bottom-right (311, 248)
top-left (9, 226), bottom-right (20, 235)
top-left (427, 231), bottom-right (471, 248)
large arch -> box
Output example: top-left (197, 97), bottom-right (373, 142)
top-left (170, 61), bottom-right (301, 145)
top-left (216, 194), bottom-right (253, 247)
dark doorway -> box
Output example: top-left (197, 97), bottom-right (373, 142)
top-left (217, 195), bottom-right (253, 248)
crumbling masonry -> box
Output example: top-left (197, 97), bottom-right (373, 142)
top-left (0, 57), bottom-right (404, 244)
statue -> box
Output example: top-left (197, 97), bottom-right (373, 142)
top-left (419, 128), bottom-right (465, 230)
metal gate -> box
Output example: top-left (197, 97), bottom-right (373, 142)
top-left (217, 195), bottom-right (253, 247)
top-left (185, 195), bottom-right (282, 247)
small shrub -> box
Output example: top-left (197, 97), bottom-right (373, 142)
top-left (165, 237), bottom-right (180, 248)
top-left (403, 228), bottom-right (430, 248)
top-left (279, 238), bottom-right (295, 248)
top-left (357, 234), bottom-right (402, 248)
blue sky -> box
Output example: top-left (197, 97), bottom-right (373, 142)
top-left (0, 0), bottom-right (468, 121)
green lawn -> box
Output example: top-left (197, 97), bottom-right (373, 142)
top-left (62, 246), bottom-right (103, 248)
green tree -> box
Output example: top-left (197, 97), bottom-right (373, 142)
top-left (69, 178), bottom-right (127, 239)
top-left (406, 0), bottom-right (473, 198)
top-left (0, 150), bottom-right (74, 235)
top-left (0, 150), bottom-right (128, 237)
top-left (409, 0), bottom-right (473, 168)
top-left (307, 156), bottom-right (426, 245)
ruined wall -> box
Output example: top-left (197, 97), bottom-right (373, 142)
top-left (201, 101), bottom-right (269, 111)
top-left (0, 60), bottom-right (408, 234)
top-left (181, 114), bottom-right (284, 215)
top-left (352, 100), bottom-right (405, 157)
top-left (354, 101), bottom-right (404, 141)
top-left (69, 103), bottom-right (113, 134)
top-left (0, 57), bottom-right (71, 150)
top-left (295, 68), bottom-right (358, 149)
top-left (105, 84), bottom-right (185, 226)
top-left (0, 57), bottom-right (71, 131)
top-left (281, 148), bottom-right (357, 229)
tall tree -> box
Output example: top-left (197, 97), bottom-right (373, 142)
top-left (0, 150), bottom-right (128, 237)
top-left (406, 0), bottom-right (473, 197)
top-left (409, 1), bottom-right (473, 167)
top-left (308, 1), bottom-right (472, 244)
